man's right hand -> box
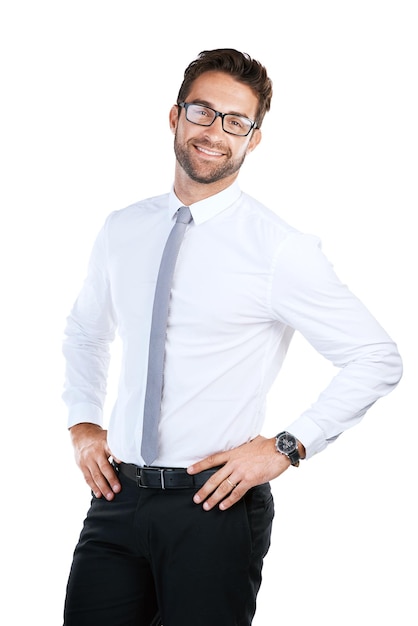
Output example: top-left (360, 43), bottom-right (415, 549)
top-left (69, 423), bottom-right (122, 500)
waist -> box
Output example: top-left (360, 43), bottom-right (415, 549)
top-left (114, 461), bottom-right (221, 489)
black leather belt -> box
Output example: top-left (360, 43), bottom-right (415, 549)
top-left (114, 462), bottom-right (221, 489)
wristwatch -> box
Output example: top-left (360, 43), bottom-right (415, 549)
top-left (275, 431), bottom-right (301, 467)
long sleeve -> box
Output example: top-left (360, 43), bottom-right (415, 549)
top-left (62, 220), bottom-right (117, 428)
top-left (271, 232), bottom-right (403, 458)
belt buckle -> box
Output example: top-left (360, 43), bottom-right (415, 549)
top-left (136, 466), bottom-right (167, 489)
top-left (159, 468), bottom-right (166, 490)
top-left (135, 467), bottom-right (150, 488)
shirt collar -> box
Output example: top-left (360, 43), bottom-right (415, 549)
top-left (168, 182), bottom-right (241, 225)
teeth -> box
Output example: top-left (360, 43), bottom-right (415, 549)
top-left (197, 146), bottom-right (222, 156)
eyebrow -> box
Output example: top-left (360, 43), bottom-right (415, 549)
top-left (189, 99), bottom-right (253, 120)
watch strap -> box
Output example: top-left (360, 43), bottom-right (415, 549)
top-left (288, 449), bottom-right (300, 467)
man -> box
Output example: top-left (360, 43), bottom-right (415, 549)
top-left (62, 49), bottom-right (402, 625)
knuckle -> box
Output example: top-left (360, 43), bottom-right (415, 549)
top-left (218, 482), bottom-right (230, 496)
top-left (205, 474), bottom-right (218, 489)
top-left (90, 468), bottom-right (104, 484)
top-left (230, 488), bottom-right (241, 500)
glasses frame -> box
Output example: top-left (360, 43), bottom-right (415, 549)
top-left (178, 102), bottom-right (257, 137)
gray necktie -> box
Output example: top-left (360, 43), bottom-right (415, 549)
top-left (141, 206), bottom-right (193, 465)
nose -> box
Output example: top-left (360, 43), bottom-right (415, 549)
top-left (204, 115), bottom-right (224, 138)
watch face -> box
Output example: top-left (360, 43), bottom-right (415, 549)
top-left (277, 432), bottom-right (297, 454)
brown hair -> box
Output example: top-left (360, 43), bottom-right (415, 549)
top-left (176, 48), bottom-right (273, 129)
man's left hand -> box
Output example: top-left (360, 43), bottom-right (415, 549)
top-left (187, 435), bottom-right (291, 511)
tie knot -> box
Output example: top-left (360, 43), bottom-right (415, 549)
top-left (176, 206), bottom-right (192, 224)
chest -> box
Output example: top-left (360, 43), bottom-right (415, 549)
top-left (109, 223), bottom-right (274, 329)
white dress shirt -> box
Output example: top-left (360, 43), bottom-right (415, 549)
top-left (63, 182), bottom-right (402, 467)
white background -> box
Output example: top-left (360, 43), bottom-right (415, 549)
top-left (1, 1), bottom-right (416, 624)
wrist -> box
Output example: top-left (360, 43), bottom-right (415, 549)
top-left (69, 422), bottom-right (103, 445)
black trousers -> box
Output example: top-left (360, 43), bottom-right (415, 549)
top-left (63, 471), bottom-right (274, 626)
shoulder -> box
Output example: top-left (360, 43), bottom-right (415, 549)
top-left (99, 193), bottom-right (169, 242)
top-left (237, 191), bottom-right (320, 253)
top-left (107, 193), bottom-right (169, 225)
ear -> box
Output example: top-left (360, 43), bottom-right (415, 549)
top-left (246, 128), bottom-right (262, 155)
top-left (169, 105), bottom-right (179, 134)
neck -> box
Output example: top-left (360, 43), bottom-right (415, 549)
top-left (173, 164), bottom-right (239, 206)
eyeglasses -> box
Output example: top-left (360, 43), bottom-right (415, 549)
top-left (178, 102), bottom-right (257, 137)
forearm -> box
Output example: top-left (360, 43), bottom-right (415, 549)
top-left (287, 341), bottom-right (403, 458)
top-left (62, 322), bottom-right (113, 428)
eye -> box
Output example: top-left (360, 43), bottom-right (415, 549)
top-left (225, 115), bottom-right (252, 133)
top-left (193, 106), bottom-right (211, 118)
top-left (227, 116), bottom-right (244, 129)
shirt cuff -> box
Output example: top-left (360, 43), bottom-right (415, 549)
top-left (286, 415), bottom-right (328, 460)
top-left (67, 402), bottom-right (103, 429)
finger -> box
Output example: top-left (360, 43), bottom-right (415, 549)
top-left (203, 479), bottom-right (245, 511)
top-left (194, 473), bottom-right (241, 510)
top-left (226, 477), bottom-right (238, 490)
top-left (100, 458), bottom-right (121, 494)
top-left (89, 460), bottom-right (121, 500)
top-left (187, 451), bottom-right (227, 475)
top-left (192, 467), bottom-right (225, 504)
top-left (218, 484), bottom-right (246, 511)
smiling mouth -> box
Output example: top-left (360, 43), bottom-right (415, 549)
top-left (195, 145), bottom-right (225, 157)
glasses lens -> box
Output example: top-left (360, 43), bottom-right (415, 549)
top-left (223, 114), bottom-right (253, 136)
top-left (185, 104), bottom-right (215, 126)
top-left (183, 103), bottom-right (254, 136)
